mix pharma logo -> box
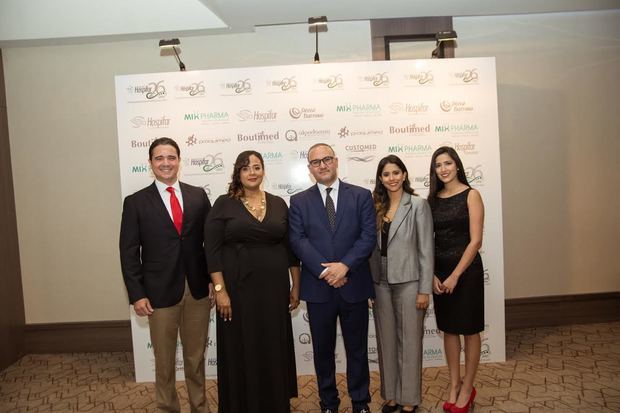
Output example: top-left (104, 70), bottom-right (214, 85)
top-left (221, 78), bottom-right (252, 94)
top-left (434, 123), bottom-right (479, 136)
top-left (359, 72), bottom-right (389, 88)
top-left (337, 126), bottom-right (384, 138)
top-left (316, 74), bottom-right (344, 90)
top-left (237, 131), bottom-right (279, 143)
top-left (271, 182), bottom-right (304, 195)
top-left (130, 163), bottom-right (150, 174)
top-left (185, 134), bottom-right (231, 147)
top-left (336, 103), bottom-right (382, 116)
top-left (129, 137), bottom-right (157, 149)
top-left (177, 81), bottom-right (205, 97)
top-left (289, 107), bottom-right (324, 120)
top-left (126, 80), bottom-right (166, 99)
top-left (183, 111), bottom-right (230, 123)
top-left (423, 347), bottom-right (444, 361)
top-left (261, 151), bottom-right (285, 163)
top-left (236, 109), bottom-right (277, 122)
top-left (388, 102), bottom-right (429, 115)
top-left (266, 76), bottom-right (298, 92)
top-left (441, 141), bottom-right (478, 155)
top-left (345, 144), bottom-right (376, 163)
top-left (388, 144), bottom-right (433, 157)
top-left (284, 128), bottom-right (330, 142)
top-left (188, 153), bottom-right (225, 174)
top-left (453, 68), bottom-right (479, 84)
top-left (411, 174), bottom-right (431, 188)
top-left (465, 165), bottom-right (484, 185)
top-left (129, 115), bottom-right (171, 128)
top-left (440, 100), bottom-right (474, 112)
top-left (403, 71), bottom-right (434, 86)
top-left (388, 123), bottom-right (432, 135)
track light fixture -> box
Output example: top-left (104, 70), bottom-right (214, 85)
top-left (308, 16), bottom-right (328, 63)
top-left (431, 30), bottom-right (457, 59)
top-left (159, 38), bottom-right (186, 71)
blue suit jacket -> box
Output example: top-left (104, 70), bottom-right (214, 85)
top-left (289, 180), bottom-right (376, 303)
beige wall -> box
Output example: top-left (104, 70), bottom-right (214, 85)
top-left (4, 11), bottom-right (619, 323)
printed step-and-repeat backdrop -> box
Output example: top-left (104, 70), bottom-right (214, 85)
top-left (115, 57), bottom-right (505, 382)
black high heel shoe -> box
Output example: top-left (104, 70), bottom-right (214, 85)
top-left (381, 402), bottom-right (400, 413)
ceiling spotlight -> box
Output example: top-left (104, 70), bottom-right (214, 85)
top-left (308, 16), bottom-right (328, 63)
top-left (431, 30), bottom-right (457, 59)
top-left (159, 38), bottom-right (186, 71)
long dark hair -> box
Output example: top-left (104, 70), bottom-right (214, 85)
top-left (427, 146), bottom-right (469, 206)
top-left (227, 150), bottom-right (264, 199)
top-left (372, 155), bottom-right (416, 228)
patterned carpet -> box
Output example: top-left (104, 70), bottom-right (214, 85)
top-left (1, 322), bottom-right (619, 412)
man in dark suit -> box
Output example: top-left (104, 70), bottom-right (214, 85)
top-left (289, 143), bottom-right (376, 413)
top-left (120, 137), bottom-right (212, 413)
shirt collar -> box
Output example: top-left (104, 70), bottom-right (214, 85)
top-left (155, 179), bottom-right (181, 195)
top-left (317, 178), bottom-right (340, 194)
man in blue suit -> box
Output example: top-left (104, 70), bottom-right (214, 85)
top-left (289, 143), bottom-right (376, 413)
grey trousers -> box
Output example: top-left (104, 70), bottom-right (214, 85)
top-left (373, 257), bottom-right (425, 406)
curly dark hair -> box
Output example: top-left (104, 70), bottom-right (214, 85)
top-left (227, 150), bottom-right (264, 199)
top-left (427, 146), bottom-right (470, 206)
top-left (372, 155), bottom-right (416, 228)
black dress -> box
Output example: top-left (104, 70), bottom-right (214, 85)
top-left (431, 188), bottom-right (484, 335)
top-left (205, 192), bottom-right (298, 413)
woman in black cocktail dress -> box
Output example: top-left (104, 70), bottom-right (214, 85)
top-left (428, 146), bottom-right (484, 413)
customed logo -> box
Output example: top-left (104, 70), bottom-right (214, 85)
top-left (403, 71), bottom-right (434, 85)
top-left (388, 102), bottom-right (429, 115)
top-left (316, 74), bottom-right (343, 89)
top-left (434, 124), bottom-right (479, 136)
top-left (345, 144), bottom-right (377, 162)
top-left (185, 134), bottom-right (231, 147)
top-left (236, 109), bottom-right (277, 122)
top-left (188, 153), bottom-right (225, 174)
top-left (266, 77), bottom-right (298, 92)
top-left (440, 100), bottom-right (474, 112)
top-left (177, 81), bottom-right (205, 97)
top-left (388, 144), bottom-right (433, 157)
top-left (183, 111), bottom-right (230, 123)
top-left (126, 80), bottom-right (166, 99)
top-left (289, 107), bottom-right (325, 120)
top-left (129, 116), bottom-right (171, 128)
top-left (237, 131), bottom-right (279, 142)
top-left (336, 103), bottom-right (381, 116)
top-left (388, 123), bottom-right (431, 135)
top-left (452, 69), bottom-right (479, 84)
top-left (465, 165), bottom-right (484, 185)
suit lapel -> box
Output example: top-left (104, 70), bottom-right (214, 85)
top-left (334, 180), bottom-right (349, 233)
top-left (179, 182), bottom-right (191, 235)
top-left (147, 182), bottom-right (179, 235)
top-left (387, 192), bottom-right (411, 245)
top-left (310, 184), bottom-right (331, 232)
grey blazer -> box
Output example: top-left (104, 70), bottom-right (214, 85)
top-left (369, 192), bottom-right (434, 293)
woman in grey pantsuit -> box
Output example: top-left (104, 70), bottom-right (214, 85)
top-left (369, 155), bottom-right (434, 413)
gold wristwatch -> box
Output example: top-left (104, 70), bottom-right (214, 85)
top-left (214, 283), bottom-right (223, 292)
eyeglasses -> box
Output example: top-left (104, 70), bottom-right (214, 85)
top-left (308, 156), bottom-right (335, 167)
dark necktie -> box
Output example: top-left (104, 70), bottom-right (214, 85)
top-left (166, 187), bottom-right (183, 235)
top-left (325, 187), bottom-right (336, 231)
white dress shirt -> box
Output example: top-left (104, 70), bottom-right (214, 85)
top-left (317, 179), bottom-right (340, 212)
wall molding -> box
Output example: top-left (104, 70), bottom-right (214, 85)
top-left (505, 292), bottom-right (620, 330)
top-left (22, 293), bottom-right (620, 354)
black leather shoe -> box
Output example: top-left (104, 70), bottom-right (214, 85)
top-left (321, 410), bottom-right (336, 413)
top-left (382, 402), bottom-right (400, 413)
top-left (353, 407), bottom-right (370, 413)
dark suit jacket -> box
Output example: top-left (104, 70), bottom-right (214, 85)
top-left (289, 180), bottom-right (376, 303)
top-left (119, 181), bottom-right (211, 308)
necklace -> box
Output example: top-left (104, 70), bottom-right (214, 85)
top-left (241, 192), bottom-right (266, 221)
